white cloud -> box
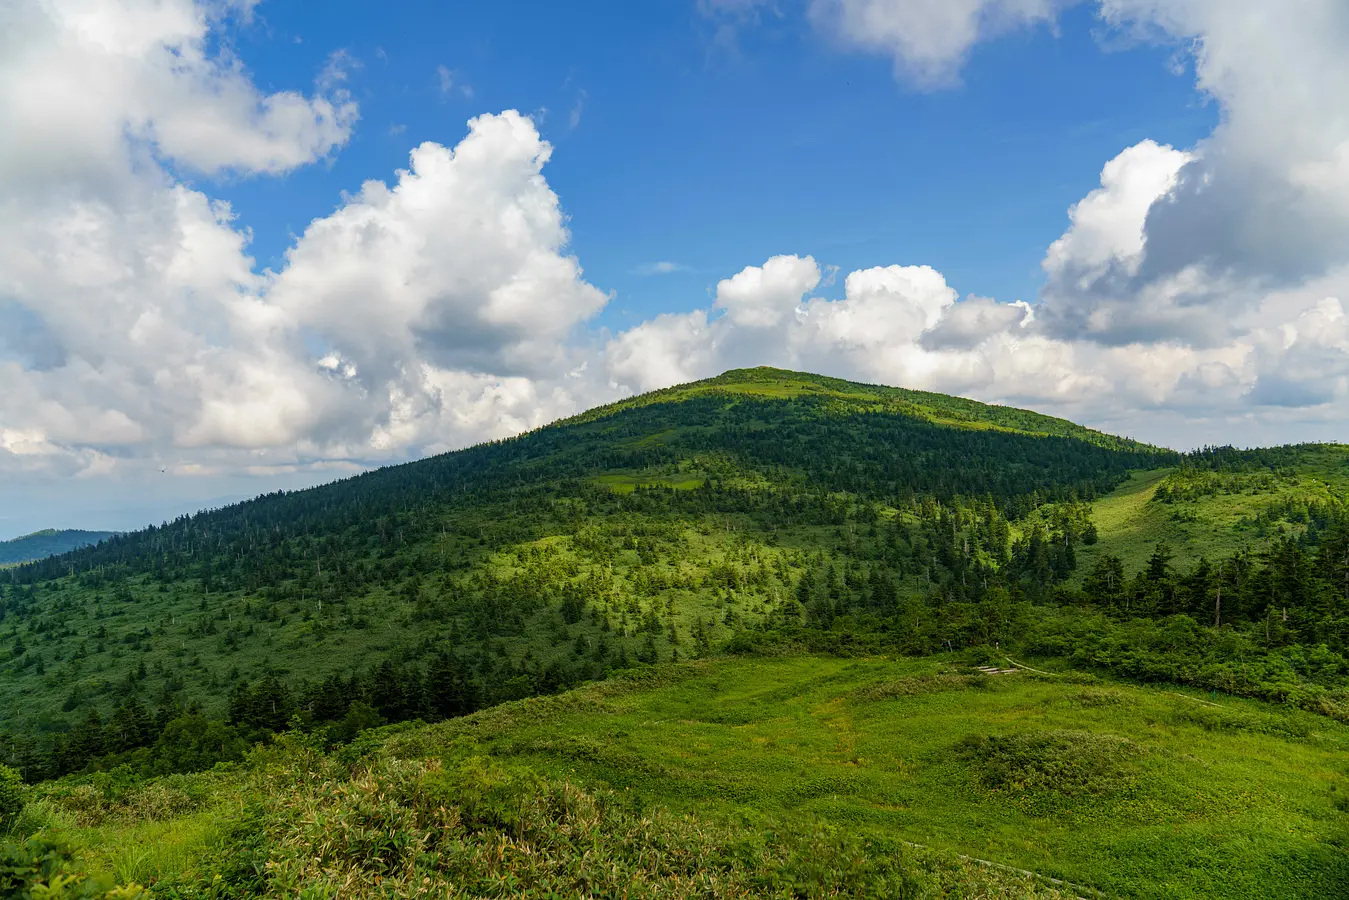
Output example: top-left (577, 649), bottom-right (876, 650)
top-left (606, 309), bottom-right (717, 393)
top-left (1035, 2), bottom-right (1349, 348)
top-left (272, 112), bottom-right (606, 380)
top-left (635, 261), bottom-right (689, 275)
top-left (1042, 140), bottom-right (1191, 288)
top-left (808, 0), bottom-right (1069, 87)
top-left (0, 0), bottom-right (356, 182)
top-left (921, 297), bottom-right (1032, 350)
top-left (715, 254), bottom-right (820, 327)
top-left (10, 0), bottom-right (1349, 513)
top-left (436, 64), bottom-right (472, 99)
top-left (0, 1), bottom-right (610, 480)
top-left (0, 106), bottom-right (610, 471)
top-left (607, 255), bottom-right (1019, 397)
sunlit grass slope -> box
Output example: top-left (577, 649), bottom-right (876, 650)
top-left (25, 654), bottom-right (1347, 898)
top-left (1080, 444), bottom-right (1349, 574)
top-left (390, 655), bottom-right (1349, 900)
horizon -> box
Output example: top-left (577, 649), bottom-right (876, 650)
top-left (4, 1), bottom-right (1349, 536)
top-left (3, 363), bottom-right (1335, 542)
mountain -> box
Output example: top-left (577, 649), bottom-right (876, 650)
top-left (1, 367), bottom-right (1345, 749)
top-left (0, 369), bottom-right (1167, 724)
top-left (0, 529), bottom-right (117, 566)
top-left (2, 369), bottom-right (1347, 742)
top-left (3, 366), bottom-right (1349, 897)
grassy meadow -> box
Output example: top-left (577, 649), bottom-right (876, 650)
top-left (393, 655), bottom-right (1349, 899)
top-left (10, 653), bottom-right (1346, 898)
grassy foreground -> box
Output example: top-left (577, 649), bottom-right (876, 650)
top-left (12, 654), bottom-right (1348, 898)
top-left (392, 655), bottom-right (1349, 899)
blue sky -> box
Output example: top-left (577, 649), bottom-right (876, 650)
top-left (3, 0), bottom-right (1349, 538)
top-left (214, 1), bottom-right (1213, 323)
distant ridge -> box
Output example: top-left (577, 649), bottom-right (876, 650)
top-left (0, 528), bottom-right (117, 566)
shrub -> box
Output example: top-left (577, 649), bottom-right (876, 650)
top-left (954, 729), bottom-right (1142, 804)
top-left (163, 745), bottom-right (927, 899)
top-left (0, 765), bottom-right (23, 831)
top-left (0, 836), bottom-right (149, 899)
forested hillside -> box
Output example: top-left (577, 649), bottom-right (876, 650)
top-left (1, 367), bottom-right (1347, 793)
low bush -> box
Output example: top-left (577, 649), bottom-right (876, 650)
top-left (954, 729), bottom-right (1142, 807)
top-left (157, 739), bottom-right (927, 899)
top-left (0, 764), bottom-right (23, 831)
top-left (0, 836), bottom-right (149, 899)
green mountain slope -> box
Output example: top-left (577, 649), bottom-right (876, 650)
top-left (0, 369), bottom-right (1170, 740)
top-left (566, 366), bottom-right (1154, 449)
top-left (0, 367), bottom-right (1347, 780)
top-left (0, 530), bottom-right (117, 566)
top-left (4, 367), bottom-right (1349, 898)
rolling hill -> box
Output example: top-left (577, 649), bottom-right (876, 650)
top-left (3, 367), bottom-right (1348, 897)
top-left (0, 530), bottom-right (117, 567)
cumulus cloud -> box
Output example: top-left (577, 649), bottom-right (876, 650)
top-left (10, 0), bottom-right (1349, 510)
top-left (1101, 0), bottom-right (1349, 287)
top-left (1033, 1), bottom-right (1349, 349)
top-left (270, 112), bottom-right (607, 386)
top-left (1042, 140), bottom-right (1191, 289)
top-left (808, 0), bottom-right (1068, 87)
top-left (715, 254), bottom-right (821, 327)
top-left (0, 0), bottom-right (356, 182)
top-left (606, 255), bottom-right (1036, 397)
top-left (921, 297), bottom-right (1032, 350)
top-left (0, 1), bottom-right (610, 481)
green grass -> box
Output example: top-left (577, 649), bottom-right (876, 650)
top-left (592, 472), bottom-right (708, 493)
top-left (391, 655), bottom-right (1349, 899)
top-left (17, 653), bottom-right (1349, 897)
top-left (1081, 450), bottom-right (1349, 575)
top-left (23, 716), bottom-right (1078, 898)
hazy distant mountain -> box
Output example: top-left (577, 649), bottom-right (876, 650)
top-left (0, 528), bottom-right (117, 565)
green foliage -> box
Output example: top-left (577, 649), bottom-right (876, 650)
top-left (0, 836), bottom-right (148, 899)
top-left (954, 729), bottom-right (1143, 810)
top-left (147, 739), bottom-right (930, 899)
top-left (3, 368), bottom-right (1349, 897)
top-left (1081, 444), bottom-right (1349, 574)
top-left (0, 763), bottom-right (23, 830)
top-left (32, 766), bottom-right (213, 829)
